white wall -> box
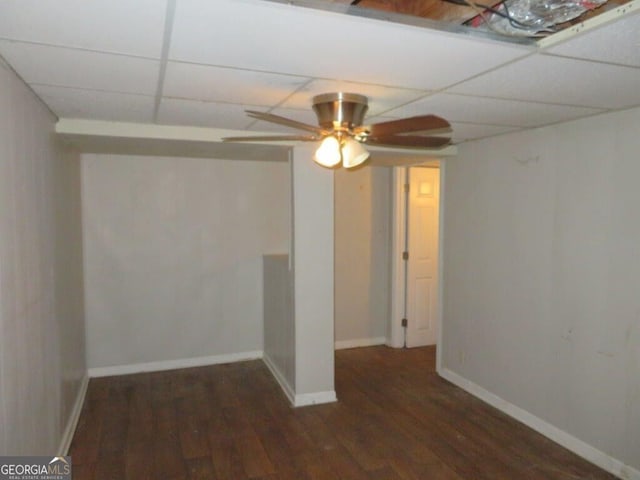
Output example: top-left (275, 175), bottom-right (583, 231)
top-left (82, 154), bottom-right (289, 370)
top-left (442, 106), bottom-right (640, 475)
top-left (291, 145), bottom-right (335, 404)
top-left (334, 166), bottom-right (390, 348)
top-left (0, 59), bottom-right (86, 454)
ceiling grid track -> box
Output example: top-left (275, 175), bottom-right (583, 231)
top-left (245, 78), bottom-right (317, 130)
top-left (153, 0), bottom-right (177, 123)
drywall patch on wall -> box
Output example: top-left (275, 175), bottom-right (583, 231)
top-left (442, 105), bottom-right (640, 474)
top-left (82, 154), bottom-right (290, 369)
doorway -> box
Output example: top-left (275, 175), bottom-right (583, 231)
top-left (389, 163), bottom-right (442, 352)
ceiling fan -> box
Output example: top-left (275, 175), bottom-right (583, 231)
top-left (222, 92), bottom-right (452, 169)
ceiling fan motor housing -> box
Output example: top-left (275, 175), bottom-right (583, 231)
top-left (312, 92), bottom-right (368, 131)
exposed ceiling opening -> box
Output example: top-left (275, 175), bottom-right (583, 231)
top-left (325, 0), bottom-right (634, 36)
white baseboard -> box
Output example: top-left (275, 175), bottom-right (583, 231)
top-left (58, 373), bottom-right (89, 456)
top-left (88, 350), bottom-right (263, 378)
top-left (439, 368), bottom-right (640, 480)
top-left (262, 353), bottom-right (296, 406)
top-left (263, 354), bottom-right (337, 408)
top-left (294, 390), bottom-right (337, 407)
top-left (335, 337), bottom-right (386, 350)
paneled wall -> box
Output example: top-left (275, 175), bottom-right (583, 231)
top-left (81, 155), bottom-right (290, 370)
top-left (442, 106), bottom-right (640, 475)
top-left (263, 254), bottom-right (295, 397)
top-left (0, 59), bottom-right (86, 454)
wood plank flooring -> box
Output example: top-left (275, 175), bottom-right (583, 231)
top-left (69, 346), bottom-right (617, 479)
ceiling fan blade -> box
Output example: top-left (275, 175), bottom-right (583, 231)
top-left (246, 110), bottom-right (326, 135)
top-left (364, 115), bottom-right (451, 137)
top-left (367, 134), bottom-right (451, 149)
top-left (222, 134), bottom-right (319, 142)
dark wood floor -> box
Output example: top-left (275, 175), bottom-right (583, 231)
top-left (69, 346), bottom-right (617, 479)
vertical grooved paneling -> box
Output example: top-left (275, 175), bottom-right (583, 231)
top-left (0, 60), bottom-right (86, 455)
top-left (263, 254), bottom-right (295, 397)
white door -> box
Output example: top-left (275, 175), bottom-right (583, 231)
top-left (406, 167), bottom-right (439, 347)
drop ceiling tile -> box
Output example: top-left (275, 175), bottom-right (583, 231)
top-left (385, 93), bottom-right (603, 127)
top-left (449, 54), bottom-right (640, 109)
top-left (0, 0), bottom-right (167, 58)
top-left (545, 11), bottom-right (640, 67)
top-left (157, 98), bottom-right (263, 129)
top-left (450, 122), bottom-right (522, 143)
top-left (32, 85), bottom-right (154, 122)
top-left (278, 79), bottom-right (428, 116)
top-left (0, 41), bottom-right (159, 95)
top-left (170, 0), bottom-right (531, 90)
top-left (163, 62), bottom-right (310, 105)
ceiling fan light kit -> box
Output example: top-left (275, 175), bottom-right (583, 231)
top-left (341, 138), bottom-right (371, 169)
top-left (311, 93), bottom-right (371, 169)
top-left (222, 92), bottom-right (452, 169)
top-left (312, 92), bottom-right (369, 131)
top-left (314, 135), bottom-right (343, 167)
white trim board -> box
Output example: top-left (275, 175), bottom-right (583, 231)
top-left (89, 350), bottom-right (337, 409)
top-left (335, 337), bottom-right (386, 350)
top-left (263, 354), bottom-right (338, 407)
top-left (537, 0), bottom-right (640, 49)
top-left (389, 166), bottom-right (408, 349)
top-left (58, 374), bottom-right (89, 456)
top-left (262, 353), bottom-right (296, 406)
top-left (435, 160), bottom-right (446, 373)
top-left (88, 351), bottom-right (263, 378)
top-left (56, 119), bottom-right (456, 157)
top-left (294, 390), bottom-right (337, 407)
top-left (439, 368), bottom-right (640, 480)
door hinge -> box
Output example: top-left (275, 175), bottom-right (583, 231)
top-left (403, 183), bottom-right (410, 193)
top-left (401, 318), bottom-right (408, 328)
top-left (402, 251), bottom-right (409, 261)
